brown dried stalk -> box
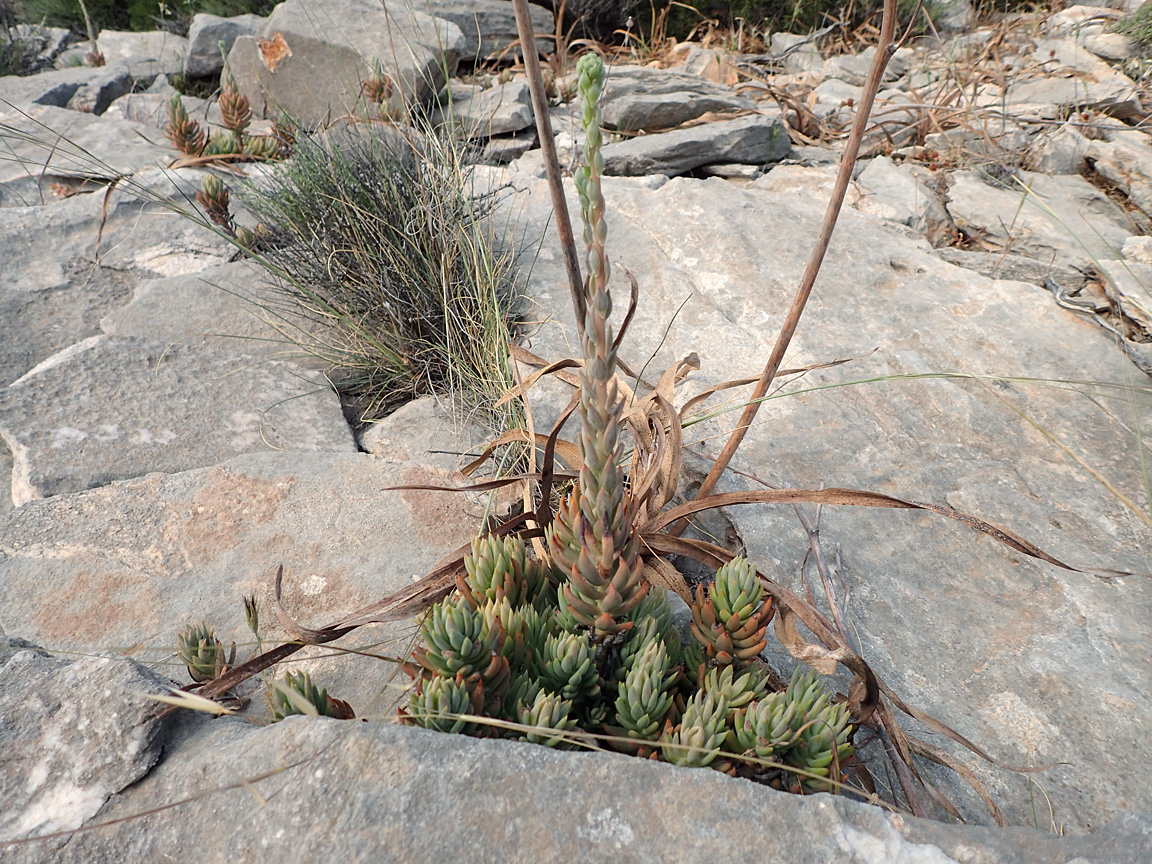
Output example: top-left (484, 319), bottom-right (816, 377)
top-left (685, 0), bottom-right (901, 515)
top-left (512, 0), bottom-right (586, 338)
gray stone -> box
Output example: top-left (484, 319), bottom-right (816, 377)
top-left (482, 129), bottom-right (537, 163)
top-left (601, 113), bottom-right (791, 177)
top-left (39, 717), bottom-right (1152, 864)
top-left (1002, 38), bottom-right (1140, 117)
top-left (1083, 31), bottom-right (1135, 61)
top-left (0, 178), bottom-right (234, 388)
top-left (0, 444), bottom-right (488, 716)
top-left (1028, 122), bottom-right (1093, 174)
top-left (933, 0), bottom-right (975, 32)
top-left (184, 12), bottom-right (265, 79)
top-left (856, 156), bottom-right (955, 245)
top-left (1122, 235), bottom-right (1152, 265)
top-left (935, 248), bottom-right (1089, 294)
top-left (0, 105), bottom-right (173, 206)
top-left (446, 79), bottom-right (533, 135)
top-left (0, 334), bottom-right (354, 505)
top-left (6, 24), bottom-right (71, 71)
top-left (226, 0), bottom-right (465, 128)
top-left (494, 169), bottom-right (1152, 831)
top-left (1087, 128), bottom-right (1152, 220)
top-left (945, 169), bottom-right (1135, 268)
top-left (599, 66), bottom-right (758, 133)
top-left (682, 46), bottom-right (733, 83)
top-left (99, 261), bottom-right (307, 357)
top-left (426, 0), bottom-right (554, 60)
top-left (0, 640), bottom-right (170, 859)
top-left (82, 30), bottom-right (188, 80)
top-left (0, 63), bottom-right (131, 116)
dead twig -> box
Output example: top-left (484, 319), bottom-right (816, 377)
top-left (678, 0), bottom-right (901, 522)
top-left (512, 0), bottom-right (586, 338)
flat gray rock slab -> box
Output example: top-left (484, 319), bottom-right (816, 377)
top-left (0, 187), bottom-right (234, 387)
top-left (226, 0), bottom-right (465, 128)
top-left (600, 65), bottom-right (760, 132)
top-left (601, 113), bottom-right (791, 177)
top-left (0, 105), bottom-right (174, 206)
top-left (446, 79), bottom-right (533, 136)
top-left (99, 260), bottom-right (310, 358)
top-left (945, 169), bottom-right (1135, 268)
top-left (0, 446), bottom-right (489, 714)
top-left (1002, 38), bottom-right (1141, 117)
top-left (64, 30), bottom-right (187, 79)
top-left (184, 12), bottom-right (265, 79)
top-left (0, 640), bottom-right (170, 861)
top-left (34, 716), bottom-right (1152, 864)
top-left (0, 63), bottom-right (131, 115)
top-left (0, 334), bottom-right (354, 505)
top-left (426, 0), bottom-right (553, 59)
top-left (495, 169), bottom-right (1152, 833)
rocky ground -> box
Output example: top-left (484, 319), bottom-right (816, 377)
top-left (3, 0), bottom-right (1152, 861)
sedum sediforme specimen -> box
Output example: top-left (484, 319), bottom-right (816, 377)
top-left (547, 53), bottom-right (648, 639)
top-left (398, 48), bottom-right (854, 788)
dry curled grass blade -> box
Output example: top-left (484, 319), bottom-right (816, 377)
top-left (641, 489), bottom-right (1142, 580)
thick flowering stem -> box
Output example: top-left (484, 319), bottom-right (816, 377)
top-left (549, 53), bottom-right (647, 638)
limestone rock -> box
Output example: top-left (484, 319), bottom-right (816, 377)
top-left (855, 156), bottom-right (956, 245)
top-left (225, 0), bottom-right (465, 128)
top-left (0, 335), bottom-right (354, 504)
top-left (599, 66), bottom-right (758, 133)
top-left (0, 446), bottom-right (487, 715)
top-left (76, 30), bottom-right (188, 80)
top-left (184, 13), bottom-right (265, 79)
top-left (945, 169), bottom-right (1134, 268)
top-left (0, 105), bottom-right (173, 205)
top-left (601, 113), bottom-right (791, 177)
top-left (426, 0), bottom-right (554, 60)
top-left (42, 718), bottom-right (1152, 864)
top-left (445, 79), bottom-right (533, 136)
top-left (496, 169), bottom-right (1152, 832)
top-left (0, 640), bottom-right (170, 861)
top-left (0, 63), bottom-right (131, 116)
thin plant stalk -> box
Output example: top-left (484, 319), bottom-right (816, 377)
top-left (512, 0), bottom-right (586, 338)
top-left (683, 0), bottom-right (902, 523)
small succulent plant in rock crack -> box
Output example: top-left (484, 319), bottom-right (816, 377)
top-left (164, 88), bottom-right (292, 161)
top-left (398, 54), bottom-right (855, 793)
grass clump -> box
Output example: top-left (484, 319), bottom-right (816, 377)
top-left (232, 122), bottom-right (524, 428)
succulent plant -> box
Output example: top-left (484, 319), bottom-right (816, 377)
top-left (614, 638), bottom-right (676, 741)
top-left (270, 670), bottom-right (355, 721)
top-left (617, 591), bottom-right (681, 678)
top-left (728, 690), bottom-right (798, 759)
top-left (177, 621), bottom-right (231, 683)
top-left (409, 596), bottom-right (509, 693)
top-left (218, 74), bottom-right (252, 139)
top-left (406, 673), bottom-right (479, 734)
top-left (661, 689), bottom-right (729, 768)
top-left (460, 534), bottom-right (545, 609)
top-left (205, 129), bottom-right (240, 157)
top-left (786, 699), bottom-right (854, 792)
top-left (690, 557), bottom-right (771, 668)
top-left (241, 135), bottom-right (283, 159)
top-left (196, 173), bottom-right (232, 231)
top-left (481, 596), bottom-right (529, 671)
top-left (503, 672), bottom-right (544, 722)
top-left (538, 630), bottom-right (599, 703)
top-left (363, 57), bottom-right (393, 106)
top-left (700, 663), bottom-right (769, 717)
top-left (164, 93), bottom-right (205, 155)
top-left (547, 52), bottom-right (649, 640)
top-left (519, 689), bottom-right (578, 747)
